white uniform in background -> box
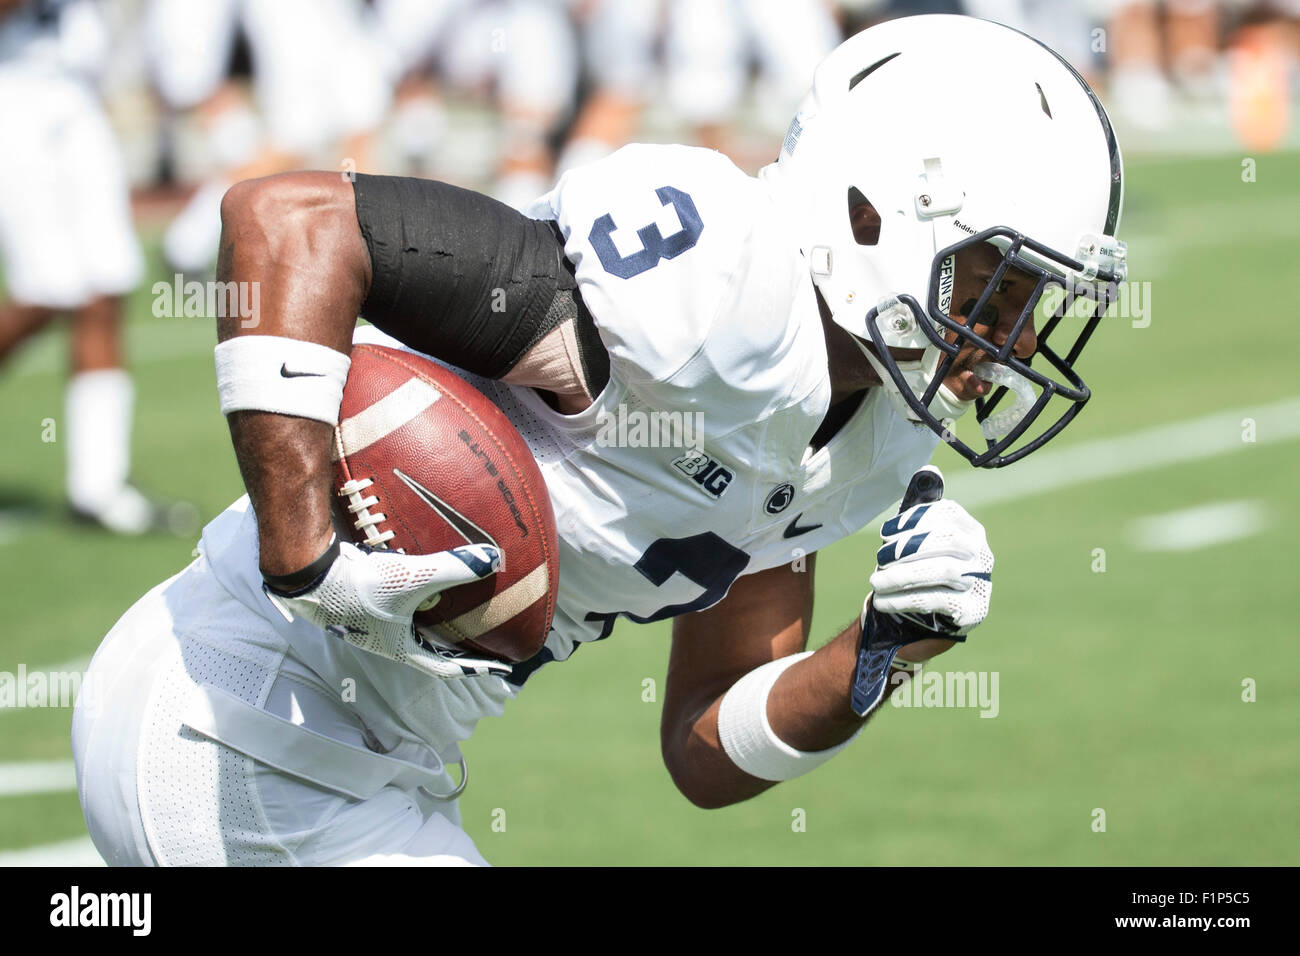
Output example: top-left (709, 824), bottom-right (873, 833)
top-left (145, 0), bottom-right (390, 153)
top-left (240, 0), bottom-right (390, 157)
top-left (665, 0), bottom-right (839, 132)
top-left (0, 0), bottom-right (146, 523)
top-left (581, 0), bottom-right (661, 103)
top-left (73, 144), bottom-right (935, 866)
top-left (554, 0), bottom-right (663, 176)
top-left (0, 0), bottom-right (142, 310)
top-left (153, 0), bottom-right (391, 273)
top-left (142, 0), bottom-right (241, 112)
top-left (374, 0), bottom-right (578, 138)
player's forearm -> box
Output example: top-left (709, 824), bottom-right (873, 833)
top-left (225, 412), bottom-right (338, 575)
top-left (667, 622), bottom-right (902, 809)
top-left (215, 174), bottom-right (371, 575)
top-left (764, 616), bottom-right (955, 751)
top-left (766, 619), bottom-right (880, 750)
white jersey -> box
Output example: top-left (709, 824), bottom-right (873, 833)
top-left (507, 144), bottom-right (937, 674)
top-left (384, 144), bottom-right (934, 683)
top-left (200, 143), bottom-right (936, 734)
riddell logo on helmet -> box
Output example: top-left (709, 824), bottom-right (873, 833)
top-left (952, 219), bottom-right (977, 235)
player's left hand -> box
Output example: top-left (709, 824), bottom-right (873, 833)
top-left (868, 485), bottom-right (994, 637)
top-left (850, 468), bottom-right (993, 715)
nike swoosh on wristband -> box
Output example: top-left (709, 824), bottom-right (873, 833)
top-left (783, 513), bottom-right (823, 538)
top-left (280, 363), bottom-right (326, 378)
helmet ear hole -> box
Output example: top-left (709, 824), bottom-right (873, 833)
top-left (848, 187), bottom-right (881, 246)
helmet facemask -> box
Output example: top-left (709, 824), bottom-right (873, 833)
top-left (860, 225), bottom-right (1127, 467)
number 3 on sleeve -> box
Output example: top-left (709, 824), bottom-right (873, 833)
top-left (589, 187), bottom-right (703, 279)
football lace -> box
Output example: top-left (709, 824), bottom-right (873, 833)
top-left (338, 477), bottom-right (396, 549)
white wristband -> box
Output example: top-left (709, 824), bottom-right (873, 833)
top-left (717, 651), bottom-right (863, 783)
top-left (215, 335), bottom-right (352, 425)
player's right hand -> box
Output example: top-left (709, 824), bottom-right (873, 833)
top-left (263, 539), bottom-right (511, 680)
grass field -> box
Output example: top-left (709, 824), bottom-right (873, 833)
top-left (1, 150), bottom-right (1297, 865)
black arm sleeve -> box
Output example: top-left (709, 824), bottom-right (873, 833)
top-left (352, 174), bottom-right (608, 393)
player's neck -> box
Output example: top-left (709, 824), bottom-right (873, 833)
top-left (819, 292), bottom-right (883, 404)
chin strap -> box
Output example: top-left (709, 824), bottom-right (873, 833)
top-left (851, 325), bottom-right (972, 432)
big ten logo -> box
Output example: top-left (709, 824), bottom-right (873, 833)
top-left (671, 449), bottom-right (733, 499)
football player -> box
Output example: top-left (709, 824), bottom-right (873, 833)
top-left (147, 0), bottom-right (392, 274)
top-left (0, 0), bottom-right (192, 534)
top-left (664, 0), bottom-right (840, 154)
top-left (72, 15), bottom-right (1126, 864)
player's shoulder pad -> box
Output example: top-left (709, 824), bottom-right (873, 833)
top-left (534, 144), bottom-right (796, 388)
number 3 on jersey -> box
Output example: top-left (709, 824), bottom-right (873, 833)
top-left (589, 186), bottom-right (703, 279)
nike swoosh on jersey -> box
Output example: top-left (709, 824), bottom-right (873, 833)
top-left (392, 468), bottom-right (497, 548)
top-left (280, 364), bottom-right (326, 378)
top-left (783, 513), bottom-right (823, 538)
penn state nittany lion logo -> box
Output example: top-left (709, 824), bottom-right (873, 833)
top-left (764, 483), bottom-right (795, 515)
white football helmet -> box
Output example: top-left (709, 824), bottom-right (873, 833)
top-left (762, 15), bottom-right (1127, 467)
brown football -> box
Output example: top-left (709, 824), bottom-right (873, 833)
top-left (330, 343), bottom-right (558, 663)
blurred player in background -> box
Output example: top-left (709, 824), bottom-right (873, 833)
top-left (559, 0), bottom-right (839, 175)
top-left (374, 0), bottom-right (579, 208)
top-left (664, 0), bottom-right (839, 155)
top-left (0, 0), bottom-right (190, 534)
top-left (145, 0), bottom-right (391, 273)
top-left (1226, 1), bottom-right (1297, 150)
top-left (555, 0), bottom-right (663, 176)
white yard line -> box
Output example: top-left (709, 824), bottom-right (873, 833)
top-left (0, 835), bottom-right (104, 867)
top-left (1128, 499), bottom-right (1268, 552)
top-left (0, 759), bottom-right (77, 797)
top-left (857, 394), bottom-right (1300, 533)
top-left (944, 395), bottom-right (1300, 511)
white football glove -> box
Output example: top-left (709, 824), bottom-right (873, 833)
top-left (868, 490), bottom-right (994, 636)
top-left (264, 538), bottom-right (512, 680)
